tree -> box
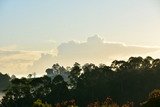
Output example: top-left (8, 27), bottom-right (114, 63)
top-left (69, 62), bottom-right (82, 88)
top-left (28, 74), bottom-right (32, 78)
top-left (48, 75), bottom-right (70, 105)
top-left (141, 89), bottom-right (160, 107)
top-left (128, 56), bottom-right (143, 70)
top-left (0, 73), bottom-right (10, 91)
top-left (32, 99), bottom-right (52, 107)
top-left (2, 56), bottom-right (160, 107)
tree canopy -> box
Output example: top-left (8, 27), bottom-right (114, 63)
top-left (1, 56), bottom-right (160, 107)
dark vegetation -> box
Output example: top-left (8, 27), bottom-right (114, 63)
top-left (0, 73), bottom-right (10, 92)
top-left (1, 56), bottom-right (160, 107)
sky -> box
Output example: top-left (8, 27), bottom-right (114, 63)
top-left (0, 0), bottom-right (160, 77)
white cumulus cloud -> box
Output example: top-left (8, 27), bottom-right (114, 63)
top-left (26, 35), bottom-right (159, 76)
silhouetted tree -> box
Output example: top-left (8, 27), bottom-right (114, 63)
top-left (2, 56), bottom-right (160, 107)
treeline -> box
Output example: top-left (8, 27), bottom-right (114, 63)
top-left (1, 56), bottom-right (160, 107)
top-left (0, 73), bottom-right (10, 92)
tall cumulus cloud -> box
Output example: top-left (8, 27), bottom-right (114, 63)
top-left (27, 35), bottom-right (159, 76)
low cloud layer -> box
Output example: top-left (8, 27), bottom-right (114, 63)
top-left (0, 35), bottom-right (159, 77)
top-left (27, 35), bottom-right (159, 76)
top-left (0, 49), bottom-right (41, 77)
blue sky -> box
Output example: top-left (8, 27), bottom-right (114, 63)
top-left (0, 0), bottom-right (160, 76)
top-left (0, 0), bottom-right (160, 50)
